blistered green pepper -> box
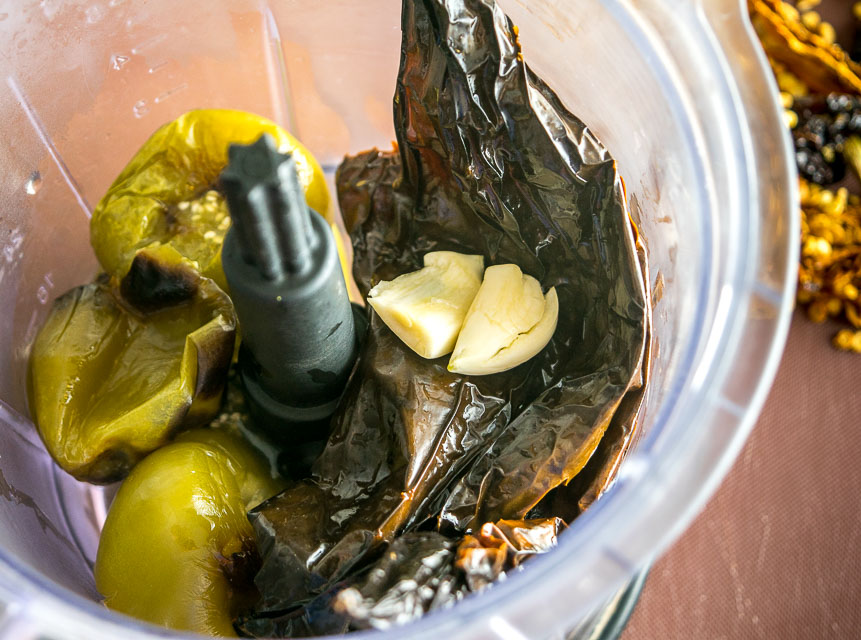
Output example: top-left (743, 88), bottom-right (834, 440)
top-left (28, 246), bottom-right (236, 483)
top-left (95, 433), bottom-right (273, 637)
top-left (89, 109), bottom-right (332, 290)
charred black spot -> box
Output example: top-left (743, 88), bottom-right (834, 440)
top-left (83, 446), bottom-right (136, 485)
top-left (193, 323), bottom-right (236, 398)
top-left (219, 542), bottom-right (262, 594)
top-left (218, 540), bottom-right (263, 618)
top-left (121, 251), bottom-right (199, 314)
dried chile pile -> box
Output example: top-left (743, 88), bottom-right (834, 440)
top-left (750, 0), bottom-right (861, 352)
top-left (238, 0), bottom-right (650, 635)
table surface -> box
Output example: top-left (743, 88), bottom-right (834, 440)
top-left (622, 312), bottom-right (861, 639)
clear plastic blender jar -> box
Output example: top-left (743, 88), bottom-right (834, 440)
top-left (0, 0), bottom-right (797, 638)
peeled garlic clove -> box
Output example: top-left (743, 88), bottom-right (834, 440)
top-left (367, 251), bottom-right (484, 359)
top-left (448, 264), bottom-right (558, 375)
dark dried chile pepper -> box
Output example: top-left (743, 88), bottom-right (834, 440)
top-left (248, 0), bottom-right (650, 626)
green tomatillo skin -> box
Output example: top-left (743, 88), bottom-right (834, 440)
top-left (95, 433), bottom-right (280, 637)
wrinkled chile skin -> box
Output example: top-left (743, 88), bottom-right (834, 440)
top-left (248, 0), bottom-right (649, 622)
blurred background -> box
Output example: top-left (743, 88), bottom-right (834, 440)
top-left (624, 2), bottom-right (861, 637)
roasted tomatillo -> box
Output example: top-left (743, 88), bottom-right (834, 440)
top-left (28, 246), bottom-right (236, 483)
top-left (175, 426), bottom-right (286, 511)
top-left (90, 109), bottom-right (331, 289)
top-left (95, 437), bottom-right (269, 637)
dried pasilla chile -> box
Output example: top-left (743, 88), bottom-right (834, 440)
top-left (28, 245), bottom-right (236, 483)
top-left (239, 519), bottom-right (563, 636)
top-left (89, 109), bottom-right (331, 291)
top-left (454, 518), bottom-right (563, 592)
top-left (248, 0), bottom-right (649, 623)
top-left (749, 0), bottom-right (861, 95)
top-left (236, 580), bottom-right (355, 638)
top-left (333, 533), bottom-right (463, 630)
top-left (249, 315), bottom-right (528, 613)
top-left (536, 233), bottom-right (651, 522)
top-left (397, 0), bottom-right (648, 532)
top-left (330, 518), bottom-right (562, 631)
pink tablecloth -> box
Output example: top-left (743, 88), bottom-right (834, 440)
top-left (622, 312), bottom-right (861, 639)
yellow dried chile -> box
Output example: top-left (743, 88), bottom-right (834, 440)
top-left (800, 10), bottom-right (820, 31)
top-left (833, 328), bottom-right (861, 352)
top-left (28, 245), bottom-right (236, 483)
top-left (749, 0), bottom-right (861, 95)
top-left (796, 0), bottom-right (820, 11)
top-left (798, 181), bottom-right (861, 349)
top-left (818, 21), bottom-right (837, 47)
top-left (90, 109), bottom-right (331, 291)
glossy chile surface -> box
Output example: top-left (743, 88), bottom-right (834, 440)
top-left (242, 0), bottom-right (649, 628)
top-left (220, 134), bottom-right (360, 446)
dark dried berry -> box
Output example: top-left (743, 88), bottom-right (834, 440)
top-left (797, 115), bottom-right (829, 148)
top-left (830, 113), bottom-right (851, 144)
top-left (826, 93), bottom-right (858, 114)
top-left (791, 94), bottom-right (861, 185)
top-left (796, 147), bottom-right (845, 185)
top-left (794, 95), bottom-right (825, 116)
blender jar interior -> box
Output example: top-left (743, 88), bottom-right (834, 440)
top-left (0, 0), bottom-right (796, 638)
